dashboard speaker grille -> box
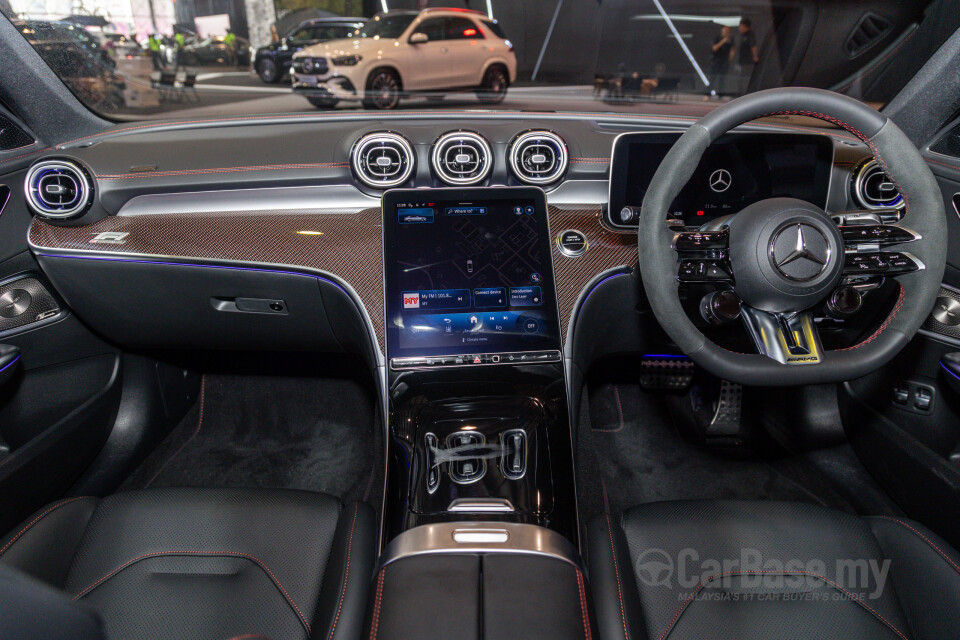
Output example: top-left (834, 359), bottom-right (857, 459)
top-left (24, 159), bottom-right (93, 219)
top-left (509, 131), bottom-right (568, 185)
top-left (432, 132), bottom-right (492, 186)
top-left (852, 160), bottom-right (904, 210)
top-left (0, 276), bottom-right (60, 334)
top-left (924, 286), bottom-right (960, 341)
top-left (352, 132), bottom-right (415, 189)
top-left (0, 114), bottom-right (34, 150)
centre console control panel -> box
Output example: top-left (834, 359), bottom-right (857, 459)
top-left (390, 349), bottom-right (561, 370)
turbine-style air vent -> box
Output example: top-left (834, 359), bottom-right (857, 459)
top-left (509, 131), bottom-right (568, 185)
top-left (352, 132), bottom-right (415, 189)
top-left (852, 160), bottom-right (904, 210)
top-left (24, 159), bottom-right (93, 219)
top-left (432, 132), bottom-right (492, 186)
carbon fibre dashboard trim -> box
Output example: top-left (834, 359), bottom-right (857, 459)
top-left (29, 205), bottom-right (636, 350)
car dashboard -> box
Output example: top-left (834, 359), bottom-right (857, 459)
top-left (11, 111), bottom-right (892, 373)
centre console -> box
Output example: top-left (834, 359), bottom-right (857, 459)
top-left (381, 187), bottom-right (577, 546)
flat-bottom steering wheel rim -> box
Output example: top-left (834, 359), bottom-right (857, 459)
top-left (637, 87), bottom-right (947, 386)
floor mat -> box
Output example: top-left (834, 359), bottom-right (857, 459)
top-left (578, 375), bottom-right (901, 525)
top-left (121, 374), bottom-right (381, 505)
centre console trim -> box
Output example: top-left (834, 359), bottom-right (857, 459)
top-left (377, 522), bottom-right (582, 572)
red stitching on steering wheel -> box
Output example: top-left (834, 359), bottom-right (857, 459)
top-left (761, 110), bottom-right (910, 215)
top-left (760, 110), bottom-right (909, 352)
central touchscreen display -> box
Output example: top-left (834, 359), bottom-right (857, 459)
top-left (383, 188), bottom-right (561, 362)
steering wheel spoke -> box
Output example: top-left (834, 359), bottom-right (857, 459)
top-left (740, 308), bottom-right (825, 365)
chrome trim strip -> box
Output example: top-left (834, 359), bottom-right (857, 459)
top-left (376, 522), bottom-right (582, 572)
top-left (117, 184), bottom-right (379, 216)
top-left (117, 180), bottom-right (609, 216)
top-left (448, 498), bottom-right (516, 512)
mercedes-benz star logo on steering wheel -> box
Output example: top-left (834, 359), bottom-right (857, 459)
top-left (708, 169), bottom-right (732, 193)
top-left (771, 223), bottom-right (830, 282)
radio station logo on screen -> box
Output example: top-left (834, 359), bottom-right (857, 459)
top-left (403, 292), bottom-right (420, 309)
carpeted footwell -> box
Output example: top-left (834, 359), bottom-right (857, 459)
top-left (121, 374), bottom-right (381, 506)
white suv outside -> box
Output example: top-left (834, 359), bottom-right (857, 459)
top-left (291, 9), bottom-right (516, 110)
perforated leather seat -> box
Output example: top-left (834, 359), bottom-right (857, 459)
top-left (588, 500), bottom-right (960, 640)
top-left (0, 488), bottom-right (376, 640)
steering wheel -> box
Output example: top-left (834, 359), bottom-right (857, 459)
top-left (638, 88), bottom-right (947, 386)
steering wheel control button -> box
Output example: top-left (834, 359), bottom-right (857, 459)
top-left (840, 224), bottom-right (920, 245)
top-left (843, 252), bottom-right (923, 275)
top-left (700, 291), bottom-right (741, 325)
top-left (825, 286), bottom-right (863, 318)
top-left (770, 223), bottom-right (830, 282)
top-left (556, 229), bottom-right (587, 257)
top-left (677, 260), bottom-right (732, 283)
top-left (672, 229), bottom-right (729, 252)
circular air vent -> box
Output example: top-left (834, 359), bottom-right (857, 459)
top-left (431, 132), bottom-right (492, 186)
top-left (852, 160), bottom-right (904, 210)
top-left (509, 131), bottom-right (568, 185)
top-left (351, 132), bottom-right (415, 189)
top-left (24, 159), bottom-right (93, 219)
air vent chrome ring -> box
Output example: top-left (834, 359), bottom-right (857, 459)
top-left (852, 159), bottom-right (904, 210)
top-left (432, 131), bottom-right (493, 186)
top-left (509, 130), bottom-right (568, 185)
top-left (24, 159), bottom-right (93, 219)
top-left (351, 132), bottom-right (415, 189)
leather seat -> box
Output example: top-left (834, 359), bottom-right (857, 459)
top-left (588, 500), bottom-right (960, 640)
top-left (0, 488), bottom-right (376, 640)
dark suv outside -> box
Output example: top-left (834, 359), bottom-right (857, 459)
top-left (253, 17), bottom-right (366, 83)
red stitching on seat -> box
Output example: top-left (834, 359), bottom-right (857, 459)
top-left (326, 504), bottom-right (359, 640)
top-left (72, 550), bottom-right (312, 634)
top-left (0, 496), bottom-right (92, 557)
top-left (837, 284), bottom-right (905, 351)
top-left (656, 570), bottom-right (909, 640)
top-left (575, 567), bottom-right (593, 640)
top-left (876, 516), bottom-right (960, 576)
top-left (369, 567), bottom-right (385, 640)
top-left (604, 512), bottom-right (629, 640)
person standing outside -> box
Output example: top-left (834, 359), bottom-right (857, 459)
top-left (707, 25), bottom-right (733, 99)
top-left (735, 18), bottom-right (760, 95)
top-left (223, 29), bottom-right (238, 67)
top-left (174, 30), bottom-right (186, 68)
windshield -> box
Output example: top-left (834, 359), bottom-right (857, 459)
top-left (2, 0), bottom-right (956, 121)
top-left (357, 13), bottom-right (415, 39)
